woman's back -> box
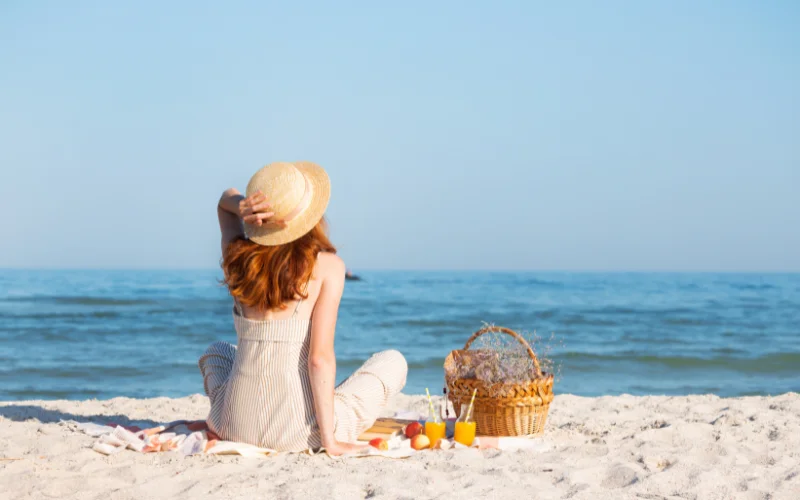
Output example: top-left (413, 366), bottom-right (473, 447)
top-left (202, 253), bottom-right (340, 451)
top-left (234, 252), bottom-right (339, 321)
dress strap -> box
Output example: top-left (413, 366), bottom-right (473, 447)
top-left (292, 277), bottom-right (312, 317)
top-left (292, 296), bottom-right (303, 317)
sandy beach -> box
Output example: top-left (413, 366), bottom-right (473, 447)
top-left (0, 392), bottom-right (797, 500)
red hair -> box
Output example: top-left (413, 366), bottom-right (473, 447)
top-left (222, 220), bottom-right (336, 311)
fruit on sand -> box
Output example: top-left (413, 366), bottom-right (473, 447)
top-left (404, 421), bottom-right (423, 438)
top-left (410, 434), bottom-right (431, 450)
top-left (369, 438), bottom-right (389, 451)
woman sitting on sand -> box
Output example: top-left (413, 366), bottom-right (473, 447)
top-left (199, 162), bottom-right (407, 456)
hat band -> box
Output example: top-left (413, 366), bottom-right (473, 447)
top-left (282, 172), bottom-right (312, 222)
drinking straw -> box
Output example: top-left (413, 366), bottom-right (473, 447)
top-left (425, 388), bottom-right (438, 423)
top-left (465, 388), bottom-right (478, 422)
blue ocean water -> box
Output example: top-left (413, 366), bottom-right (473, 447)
top-left (0, 270), bottom-right (798, 401)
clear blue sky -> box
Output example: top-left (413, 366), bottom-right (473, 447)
top-left (1, 1), bottom-right (798, 271)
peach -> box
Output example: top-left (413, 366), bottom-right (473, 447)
top-left (404, 421), bottom-right (423, 439)
top-left (369, 438), bottom-right (389, 451)
top-left (410, 434), bottom-right (430, 450)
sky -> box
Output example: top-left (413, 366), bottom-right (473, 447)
top-left (0, 1), bottom-right (798, 271)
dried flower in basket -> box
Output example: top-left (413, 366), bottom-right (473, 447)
top-left (444, 325), bottom-right (556, 437)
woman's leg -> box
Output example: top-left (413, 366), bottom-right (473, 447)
top-left (198, 341), bottom-right (237, 405)
top-left (333, 350), bottom-right (408, 442)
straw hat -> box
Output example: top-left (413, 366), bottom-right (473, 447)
top-left (244, 161), bottom-right (331, 246)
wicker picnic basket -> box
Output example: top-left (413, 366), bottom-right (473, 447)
top-left (444, 326), bottom-right (555, 437)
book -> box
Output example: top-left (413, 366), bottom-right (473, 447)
top-left (357, 418), bottom-right (417, 442)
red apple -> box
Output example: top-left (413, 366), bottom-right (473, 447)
top-left (404, 421), bottom-right (423, 438)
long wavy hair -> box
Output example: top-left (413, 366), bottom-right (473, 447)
top-left (222, 219), bottom-right (336, 311)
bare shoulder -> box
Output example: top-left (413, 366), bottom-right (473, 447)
top-left (315, 252), bottom-right (346, 281)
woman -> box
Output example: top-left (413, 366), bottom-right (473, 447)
top-left (199, 161), bottom-right (407, 456)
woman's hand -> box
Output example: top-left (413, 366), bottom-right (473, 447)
top-left (237, 191), bottom-right (285, 228)
top-left (218, 188), bottom-right (285, 253)
top-left (323, 440), bottom-right (367, 457)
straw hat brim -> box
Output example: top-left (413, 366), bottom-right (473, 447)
top-left (244, 161), bottom-right (331, 246)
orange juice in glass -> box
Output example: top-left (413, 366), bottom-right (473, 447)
top-left (454, 404), bottom-right (476, 446)
top-left (425, 420), bottom-right (446, 446)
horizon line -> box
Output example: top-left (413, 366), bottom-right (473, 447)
top-left (1, 267), bottom-right (799, 274)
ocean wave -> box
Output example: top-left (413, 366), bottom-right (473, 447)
top-left (627, 384), bottom-right (723, 394)
top-left (739, 303), bottom-right (770, 311)
top-left (619, 334), bottom-right (693, 345)
top-left (401, 319), bottom-right (455, 328)
top-left (0, 388), bottom-right (104, 400)
top-left (559, 351), bottom-right (800, 373)
top-left (520, 278), bottom-right (564, 287)
top-left (661, 317), bottom-right (721, 326)
top-left (337, 358), bottom-right (444, 370)
top-left (0, 311), bottom-right (122, 320)
top-left (1, 365), bottom-right (152, 378)
top-left (2, 296), bottom-right (156, 306)
top-left (561, 316), bottom-right (618, 327)
top-left (730, 283), bottom-right (775, 291)
top-left (583, 306), bottom-right (697, 316)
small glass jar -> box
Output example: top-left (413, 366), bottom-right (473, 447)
top-left (454, 404), bottom-right (477, 446)
top-left (424, 405), bottom-right (446, 446)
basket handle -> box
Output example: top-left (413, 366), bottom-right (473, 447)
top-left (463, 325), bottom-right (542, 377)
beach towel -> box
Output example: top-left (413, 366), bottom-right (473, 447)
top-left (67, 412), bottom-right (550, 459)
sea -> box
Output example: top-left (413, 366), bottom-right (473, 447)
top-left (1, 270), bottom-right (798, 401)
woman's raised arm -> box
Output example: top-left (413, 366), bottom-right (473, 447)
top-left (217, 188), bottom-right (283, 254)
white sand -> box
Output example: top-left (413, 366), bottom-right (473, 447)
top-left (1, 393), bottom-right (798, 500)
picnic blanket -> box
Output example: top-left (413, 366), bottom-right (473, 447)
top-left (66, 419), bottom-right (279, 458)
top-left (67, 413), bottom-right (550, 459)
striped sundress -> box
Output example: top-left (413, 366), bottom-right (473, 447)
top-left (198, 297), bottom-right (407, 452)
